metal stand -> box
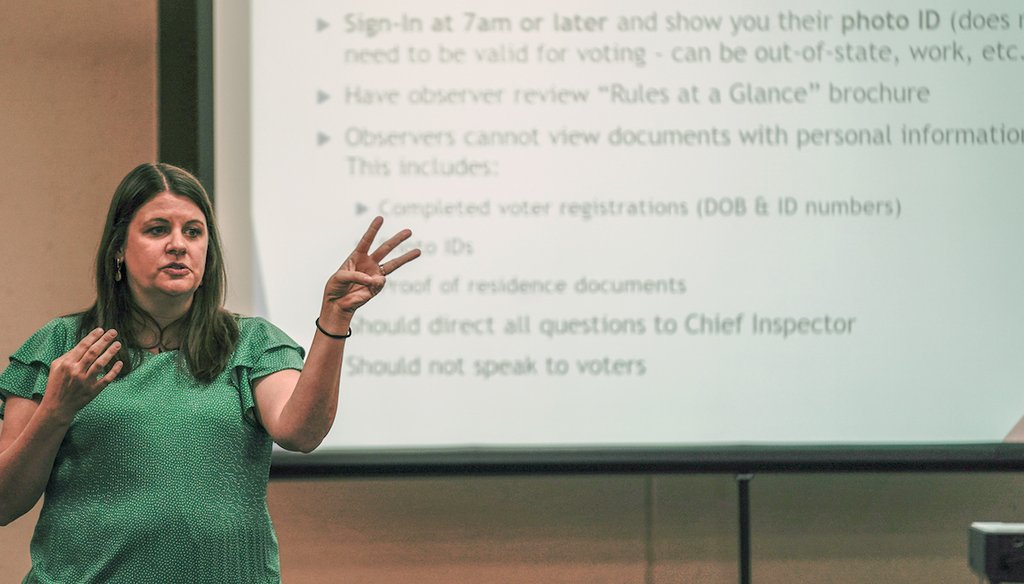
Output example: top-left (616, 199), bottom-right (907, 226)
top-left (737, 473), bottom-right (754, 584)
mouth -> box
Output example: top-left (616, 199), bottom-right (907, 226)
top-left (161, 263), bottom-right (191, 275)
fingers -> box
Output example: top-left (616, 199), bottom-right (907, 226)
top-left (353, 216), bottom-right (384, 255)
top-left (379, 248), bottom-right (422, 277)
top-left (77, 329), bottom-right (119, 370)
top-left (47, 329), bottom-right (122, 415)
top-left (370, 228), bottom-right (413, 263)
top-left (85, 338), bottom-right (122, 379)
top-left (97, 360), bottom-right (124, 386)
top-left (356, 216), bottom-right (417, 258)
top-left (66, 328), bottom-right (106, 361)
top-left (333, 270), bottom-right (383, 288)
top-left (334, 218), bottom-right (418, 306)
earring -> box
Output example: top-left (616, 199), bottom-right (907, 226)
top-left (114, 258), bottom-right (123, 282)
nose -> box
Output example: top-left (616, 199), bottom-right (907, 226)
top-left (167, 233), bottom-right (186, 257)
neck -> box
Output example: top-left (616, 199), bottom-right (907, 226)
top-left (127, 282), bottom-right (195, 327)
top-left (135, 296), bottom-right (193, 328)
top-left (129, 291), bottom-right (194, 352)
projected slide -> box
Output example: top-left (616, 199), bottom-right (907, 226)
top-left (249, 1), bottom-right (1024, 448)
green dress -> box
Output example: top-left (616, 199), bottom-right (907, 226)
top-left (0, 316), bottom-right (305, 584)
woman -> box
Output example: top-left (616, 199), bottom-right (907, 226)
top-left (0, 163), bottom-right (419, 583)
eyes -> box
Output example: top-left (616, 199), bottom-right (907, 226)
top-left (144, 223), bottom-right (206, 239)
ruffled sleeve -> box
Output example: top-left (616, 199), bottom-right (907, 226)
top-left (229, 317), bottom-right (306, 421)
top-left (0, 317), bottom-right (79, 418)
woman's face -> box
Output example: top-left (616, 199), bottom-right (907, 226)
top-left (120, 191), bottom-right (208, 308)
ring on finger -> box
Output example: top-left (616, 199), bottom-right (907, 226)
top-left (379, 263), bottom-right (387, 276)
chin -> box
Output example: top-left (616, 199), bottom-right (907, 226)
top-left (158, 281), bottom-right (201, 298)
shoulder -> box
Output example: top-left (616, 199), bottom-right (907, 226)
top-left (35, 315), bottom-right (81, 337)
top-left (11, 315), bottom-right (83, 362)
top-left (234, 316), bottom-right (305, 358)
top-left (227, 317), bottom-right (305, 380)
top-left (235, 315), bottom-right (288, 340)
top-left (1, 316), bottom-right (82, 393)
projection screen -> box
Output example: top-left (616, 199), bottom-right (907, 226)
top-left (214, 1), bottom-right (1024, 468)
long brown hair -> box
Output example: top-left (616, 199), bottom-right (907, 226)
top-left (78, 163), bottom-right (238, 383)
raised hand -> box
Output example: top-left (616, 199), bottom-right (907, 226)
top-left (321, 216), bottom-right (421, 315)
top-left (40, 328), bottom-right (123, 423)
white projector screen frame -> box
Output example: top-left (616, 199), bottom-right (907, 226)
top-left (214, 1), bottom-right (1024, 470)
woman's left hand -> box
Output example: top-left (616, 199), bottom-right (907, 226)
top-left (321, 216), bottom-right (420, 316)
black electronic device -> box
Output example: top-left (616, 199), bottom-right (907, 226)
top-left (970, 523), bottom-right (1024, 583)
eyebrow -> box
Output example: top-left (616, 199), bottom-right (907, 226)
top-left (143, 217), bottom-right (206, 226)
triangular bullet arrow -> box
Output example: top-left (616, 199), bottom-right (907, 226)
top-left (317, 90), bottom-right (330, 104)
top-left (316, 18), bottom-right (330, 32)
top-left (355, 202), bottom-right (368, 215)
top-left (317, 132), bottom-right (330, 146)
